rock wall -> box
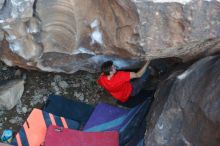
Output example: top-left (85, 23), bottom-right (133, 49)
top-left (0, 0), bottom-right (220, 73)
top-left (145, 55), bottom-right (220, 146)
top-left (135, 0), bottom-right (220, 61)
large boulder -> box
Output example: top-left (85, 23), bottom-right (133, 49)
top-left (0, 79), bottom-right (25, 110)
top-left (0, 0), bottom-right (4, 10)
top-left (145, 55), bottom-right (220, 146)
top-left (134, 0), bottom-right (220, 61)
top-left (0, 0), bottom-right (220, 73)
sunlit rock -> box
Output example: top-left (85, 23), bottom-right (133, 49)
top-left (145, 55), bottom-right (220, 146)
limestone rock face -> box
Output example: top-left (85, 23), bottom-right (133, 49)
top-left (145, 55), bottom-right (220, 146)
top-left (0, 0), bottom-right (220, 73)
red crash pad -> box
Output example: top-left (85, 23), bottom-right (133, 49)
top-left (44, 125), bottom-right (119, 146)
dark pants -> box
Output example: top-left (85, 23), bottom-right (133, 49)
top-left (130, 69), bottom-right (150, 97)
top-left (117, 68), bottom-right (153, 108)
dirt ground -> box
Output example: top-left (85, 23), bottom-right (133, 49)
top-left (0, 61), bottom-right (117, 136)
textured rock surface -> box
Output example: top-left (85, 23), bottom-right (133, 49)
top-left (145, 55), bottom-right (220, 146)
top-left (0, 0), bottom-right (34, 22)
top-left (0, 0), bottom-right (220, 73)
top-left (135, 0), bottom-right (220, 61)
top-left (0, 79), bottom-right (24, 110)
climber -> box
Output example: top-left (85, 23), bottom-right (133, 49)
top-left (97, 60), bottom-right (154, 103)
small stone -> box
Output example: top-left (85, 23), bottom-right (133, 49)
top-left (9, 119), bottom-right (17, 124)
top-left (34, 95), bottom-right (41, 99)
top-left (74, 92), bottom-right (84, 101)
top-left (54, 75), bottom-right (62, 82)
top-left (74, 92), bottom-right (80, 98)
top-left (58, 81), bottom-right (69, 89)
top-left (28, 108), bottom-right (32, 112)
top-left (72, 83), bottom-right (80, 88)
top-left (2, 67), bottom-right (7, 70)
top-left (16, 106), bottom-right (22, 114)
top-left (30, 99), bottom-right (39, 106)
top-left (0, 111), bottom-right (4, 116)
top-left (22, 107), bottom-right (27, 114)
top-left (16, 100), bottom-right (23, 114)
top-left (43, 96), bottom-right (48, 102)
top-left (79, 96), bottom-right (84, 101)
top-left (30, 102), bottom-right (34, 106)
top-left (38, 89), bottom-right (48, 95)
top-left (51, 82), bottom-right (56, 86)
top-left (54, 86), bottom-right (60, 92)
top-left (22, 73), bottom-right (27, 80)
top-left (15, 70), bottom-right (22, 76)
top-left (91, 99), bottom-right (96, 103)
top-left (9, 116), bottom-right (23, 124)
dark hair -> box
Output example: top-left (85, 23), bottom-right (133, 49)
top-left (101, 60), bottom-right (113, 75)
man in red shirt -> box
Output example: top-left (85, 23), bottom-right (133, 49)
top-left (97, 60), bottom-right (152, 102)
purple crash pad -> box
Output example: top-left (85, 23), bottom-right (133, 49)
top-left (83, 95), bottom-right (153, 146)
top-left (83, 103), bottom-right (129, 131)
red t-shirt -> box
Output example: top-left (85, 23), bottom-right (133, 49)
top-left (97, 71), bottom-right (132, 102)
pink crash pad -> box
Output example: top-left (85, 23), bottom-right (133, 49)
top-left (44, 125), bottom-right (119, 146)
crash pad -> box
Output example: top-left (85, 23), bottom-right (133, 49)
top-left (84, 96), bottom-right (153, 145)
top-left (11, 108), bottom-right (80, 146)
top-left (44, 95), bottom-right (94, 125)
top-left (44, 125), bottom-right (119, 146)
